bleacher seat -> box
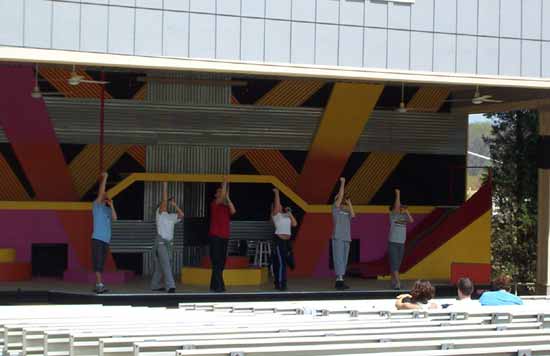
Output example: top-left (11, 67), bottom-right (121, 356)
top-left (0, 299), bottom-right (549, 356)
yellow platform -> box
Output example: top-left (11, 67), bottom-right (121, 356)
top-left (0, 248), bottom-right (16, 263)
top-left (181, 267), bottom-right (269, 286)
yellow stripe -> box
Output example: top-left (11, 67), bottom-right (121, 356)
top-left (406, 86), bottom-right (450, 112)
top-left (69, 144), bottom-right (131, 198)
top-left (0, 201), bottom-right (91, 210)
top-left (255, 80), bottom-right (324, 107)
top-left (0, 173), bottom-right (434, 214)
top-left (0, 153), bottom-right (30, 201)
top-left (347, 153), bottom-right (404, 204)
top-left (133, 85), bottom-right (147, 100)
top-left (230, 149), bottom-right (248, 163)
top-left (245, 150), bottom-right (298, 189)
top-left (127, 145), bottom-right (146, 167)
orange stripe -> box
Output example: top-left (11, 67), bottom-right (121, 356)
top-left (0, 153), bottom-right (30, 201)
top-left (406, 87), bottom-right (450, 112)
top-left (245, 150), bottom-right (298, 189)
top-left (133, 85), bottom-right (147, 100)
top-left (127, 145), bottom-right (146, 167)
top-left (39, 67), bottom-right (113, 99)
top-left (69, 144), bottom-right (130, 198)
top-left (255, 80), bottom-right (324, 107)
top-left (231, 95), bottom-right (240, 105)
top-left (230, 149), bottom-right (248, 163)
top-left (346, 153), bottom-right (404, 204)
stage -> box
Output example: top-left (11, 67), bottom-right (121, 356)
top-left (0, 277), bottom-right (468, 307)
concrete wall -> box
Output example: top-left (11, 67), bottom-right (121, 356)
top-left (0, 0), bottom-right (548, 77)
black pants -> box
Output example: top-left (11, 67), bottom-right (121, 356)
top-left (272, 237), bottom-right (290, 288)
top-left (209, 235), bottom-right (228, 291)
top-left (91, 239), bottom-right (109, 273)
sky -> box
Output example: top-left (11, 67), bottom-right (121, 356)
top-left (469, 113), bottom-right (488, 123)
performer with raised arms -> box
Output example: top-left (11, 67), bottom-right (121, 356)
top-left (388, 188), bottom-right (413, 290)
top-left (332, 177), bottom-right (355, 290)
top-left (208, 177), bottom-right (236, 292)
top-left (271, 188), bottom-right (298, 291)
top-left (91, 172), bottom-right (117, 294)
top-left (151, 182), bottom-right (184, 293)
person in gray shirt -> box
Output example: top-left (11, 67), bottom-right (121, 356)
top-left (388, 188), bottom-right (413, 290)
top-left (332, 177), bottom-right (355, 290)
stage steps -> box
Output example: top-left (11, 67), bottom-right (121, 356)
top-left (0, 248), bottom-right (31, 282)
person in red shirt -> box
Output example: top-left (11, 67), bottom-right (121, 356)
top-left (208, 178), bottom-right (236, 292)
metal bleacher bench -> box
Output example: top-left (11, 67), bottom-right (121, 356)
top-left (1, 301), bottom-right (550, 356)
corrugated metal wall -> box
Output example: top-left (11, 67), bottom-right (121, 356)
top-left (359, 111), bottom-right (467, 155)
top-left (110, 220), bottom-right (271, 276)
top-left (144, 145), bottom-right (229, 221)
top-left (110, 220), bottom-right (203, 276)
top-left (146, 72), bottom-right (231, 105)
top-left (22, 98), bottom-right (466, 155)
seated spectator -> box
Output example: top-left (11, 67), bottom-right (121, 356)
top-left (395, 280), bottom-right (438, 310)
top-left (479, 275), bottom-right (523, 306)
top-left (445, 277), bottom-right (479, 310)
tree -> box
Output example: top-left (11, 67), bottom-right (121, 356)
top-left (484, 110), bottom-right (538, 283)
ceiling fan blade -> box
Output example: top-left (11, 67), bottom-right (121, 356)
top-left (79, 79), bottom-right (109, 85)
top-left (444, 99), bottom-right (475, 103)
top-left (475, 95), bottom-right (493, 100)
top-left (482, 99), bottom-right (504, 103)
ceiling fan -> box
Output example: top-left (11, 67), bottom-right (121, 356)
top-left (445, 85), bottom-right (503, 105)
top-left (68, 64), bottom-right (109, 86)
top-left (31, 64), bottom-right (64, 99)
top-left (395, 82), bottom-right (408, 113)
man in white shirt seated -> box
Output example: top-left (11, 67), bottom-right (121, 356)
top-left (445, 277), bottom-right (480, 311)
top-left (151, 182), bottom-right (184, 293)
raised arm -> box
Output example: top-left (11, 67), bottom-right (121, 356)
top-left (334, 177), bottom-right (345, 207)
top-left (226, 184), bottom-right (236, 215)
top-left (95, 172), bottom-right (108, 203)
top-left (346, 198), bottom-right (356, 218)
top-left (159, 182), bottom-right (169, 213)
top-left (392, 189), bottom-right (401, 213)
top-left (404, 207), bottom-right (414, 223)
top-left (220, 177), bottom-right (228, 201)
top-left (272, 188), bottom-right (282, 215)
top-left (107, 199), bottom-right (118, 221)
top-left (170, 198), bottom-right (184, 220)
top-left (286, 208), bottom-right (298, 227)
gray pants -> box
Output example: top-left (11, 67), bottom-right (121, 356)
top-left (388, 241), bottom-right (405, 273)
top-left (332, 239), bottom-right (350, 278)
top-left (151, 235), bottom-right (175, 290)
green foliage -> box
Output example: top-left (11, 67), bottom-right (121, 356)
top-left (484, 110), bottom-right (538, 283)
top-left (468, 121), bottom-right (492, 176)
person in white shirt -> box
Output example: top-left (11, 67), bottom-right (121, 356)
top-left (445, 277), bottom-right (480, 311)
top-left (271, 188), bottom-right (298, 291)
top-left (151, 182), bottom-right (184, 293)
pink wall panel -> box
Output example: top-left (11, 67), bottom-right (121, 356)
top-left (312, 212), bottom-right (428, 278)
top-left (0, 210), bottom-right (83, 270)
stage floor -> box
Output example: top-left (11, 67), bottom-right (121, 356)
top-left (0, 277), bottom-right (461, 306)
top-left (0, 277), bottom-right (409, 294)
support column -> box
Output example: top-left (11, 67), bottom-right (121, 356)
top-left (537, 109), bottom-right (550, 295)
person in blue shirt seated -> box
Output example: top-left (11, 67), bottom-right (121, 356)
top-left (479, 275), bottom-right (523, 306)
